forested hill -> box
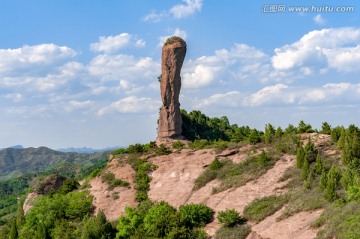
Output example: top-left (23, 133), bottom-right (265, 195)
top-left (0, 147), bottom-right (109, 180)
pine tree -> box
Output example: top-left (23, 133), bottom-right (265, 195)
top-left (319, 169), bottom-right (327, 190)
top-left (304, 168), bottom-right (313, 189)
top-left (320, 122), bottom-right (332, 135)
top-left (264, 124), bottom-right (275, 144)
top-left (314, 155), bottom-right (323, 175)
top-left (324, 166), bottom-right (341, 201)
top-left (301, 159), bottom-right (310, 181)
top-left (275, 127), bottom-right (283, 138)
top-left (296, 147), bottom-right (305, 169)
top-left (304, 138), bottom-right (317, 163)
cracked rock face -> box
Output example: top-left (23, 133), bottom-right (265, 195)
top-left (158, 37), bottom-right (187, 139)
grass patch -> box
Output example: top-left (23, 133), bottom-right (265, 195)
top-left (316, 201), bottom-right (360, 239)
top-left (101, 172), bottom-right (130, 190)
top-left (215, 224), bottom-right (251, 239)
top-left (127, 155), bottom-right (158, 202)
top-left (277, 172), bottom-right (327, 220)
top-left (243, 195), bottom-right (287, 222)
top-left (194, 151), bottom-right (277, 193)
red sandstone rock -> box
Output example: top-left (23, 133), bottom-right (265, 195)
top-left (158, 37), bottom-right (187, 139)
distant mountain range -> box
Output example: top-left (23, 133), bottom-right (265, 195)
top-left (0, 146), bottom-right (111, 180)
top-left (57, 146), bottom-right (121, 154)
top-left (0, 145), bottom-right (121, 154)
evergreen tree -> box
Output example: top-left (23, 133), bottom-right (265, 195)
top-left (320, 122), bottom-right (332, 135)
top-left (301, 158), bottom-right (310, 181)
top-left (264, 124), bottom-right (275, 144)
top-left (274, 127), bottom-right (283, 138)
top-left (314, 155), bottom-right (323, 175)
top-left (296, 147), bottom-right (305, 169)
top-left (304, 138), bottom-right (317, 163)
top-left (248, 129), bottom-right (261, 145)
top-left (318, 169), bottom-right (327, 190)
top-left (298, 120), bottom-right (313, 133)
top-left (324, 166), bottom-right (341, 201)
top-left (304, 168), bottom-right (313, 189)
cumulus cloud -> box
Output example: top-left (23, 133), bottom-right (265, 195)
top-left (97, 96), bottom-right (160, 115)
top-left (241, 83), bottom-right (359, 107)
top-left (88, 54), bottom-right (159, 84)
top-left (0, 44), bottom-right (77, 75)
top-left (170, 0), bottom-right (203, 19)
top-left (65, 100), bottom-right (94, 112)
top-left (182, 43), bottom-right (269, 88)
top-left (90, 33), bottom-right (145, 54)
top-left (244, 84), bottom-right (291, 106)
top-left (194, 91), bottom-right (241, 109)
top-left (272, 27), bottom-right (360, 73)
top-left (144, 0), bottom-right (202, 22)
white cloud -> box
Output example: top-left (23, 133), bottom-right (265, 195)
top-left (4, 93), bottom-right (23, 102)
top-left (143, 11), bottom-right (168, 23)
top-left (97, 96), bottom-right (160, 115)
top-left (195, 91), bottom-right (241, 108)
top-left (90, 33), bottom-right (145, 54)
top-left (272, 28), bottom-right (360, 73)
top-left (183, 64), bottom-right (218, 88)
top-left (301, 83), bottom-right (351, 103)
top-left (88, 54), bottom-right (159, 86)
top-left (158, 28), bottom-right (187, 47)
top-left (65, 100), bottom-right (94, 112)
top-left (314, 14), bottom-right (326, 25)
top-left (244, 84), bottom-right (290, 106)
top-left (182, 43), bottom-right (269, 88)
top-left (144, 0), bottom-right (202, 22)
top-left (170, 0), bottom-right (202, 19)
top-left (0, 44), bottom-right (77, 75)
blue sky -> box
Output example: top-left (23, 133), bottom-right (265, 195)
top-left (1, 0), bottom-right (360, 149)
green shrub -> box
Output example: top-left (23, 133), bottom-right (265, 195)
top-left (215, 224), bottom-right (251, 239)
top-left (127, 156), bottom-right (157, 203)
top-left (346, 186), bottom-right (360, 201)
top-left (217, 209), bottom-right (245, 227)
top-left (112, 148), bottom-right (127, 155)
top-left (101, 172), bottom-right (130, 190)
top-left (243, 195), bottom-right (287, 222)
top-left (179, 203), bottom-right (214, 228)
top-left (274, 133), bottom-right (300, 154)
top-left (209, 158), bottom-right (224, 170)
top-left (89, 168), bottom-right (102, 178)
top-left (155, 144), bottom-right (171, 155)
top-left (58, 178), bottom-right (79, 195)
top-left (143, 201), bottom-right (178, 238)
top-left (172, 141), bottom-right (185, 150)
top-left (256, 151), bottom-right (271, 166)
top-left (189, 139), bottom-right (211, 149)
top-left (127, 144), bottom-right (146, 154)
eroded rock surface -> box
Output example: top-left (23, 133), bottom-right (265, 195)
top-left (158, 37), bottom-right (187, 139)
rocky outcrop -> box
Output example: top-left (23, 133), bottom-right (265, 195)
top-left (158, 37), bottom-right (187, 139)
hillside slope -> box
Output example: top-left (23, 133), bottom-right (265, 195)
top-left (88, 135), bottom-right (332, 239)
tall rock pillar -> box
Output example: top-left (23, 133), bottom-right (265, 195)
top-left (158, 37), bottom-right (187, 139)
